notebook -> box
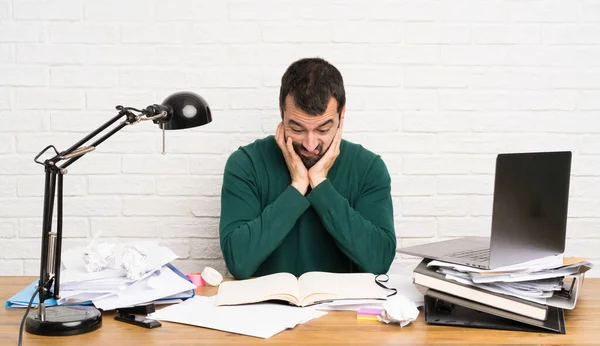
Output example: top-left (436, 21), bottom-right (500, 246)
top-left (215, 271), bottom-right (390, 307)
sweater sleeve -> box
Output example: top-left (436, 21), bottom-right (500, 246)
top-left (219, 149), bottom-right (310, 279)
top-left (306, 156), bottom-right (396, 274)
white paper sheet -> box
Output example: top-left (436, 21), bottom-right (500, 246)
top-left (57, 291), bottom-right (114, 305)
top-left (92, 265), bottom-right (195, 310)
top-left (526, 274), bottom-right (585, 310)
top-left (445, 273), bottom-right (554, 299)
top-left (470, 262), bottom-right (592, 283)
top-left (428, 254), bottom-right (564, 273)
top-left (149, 296), bottom-right (327, 339)
top-left (60, 276), bottom-right (134, 291)
top-left (312, 299), bottom-right (385, 311)
top-left (386, 273), bottom-right (425, 306)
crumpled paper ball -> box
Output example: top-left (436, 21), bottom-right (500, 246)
top-left (83, 239), bottom-right (115, 272)
top-left (121, 244), bottom-right (149, 280)
top-left (378, 295), bottom-right (420, 327)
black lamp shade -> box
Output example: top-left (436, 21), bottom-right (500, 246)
top-left (160, 92), bottom-right (212, 130)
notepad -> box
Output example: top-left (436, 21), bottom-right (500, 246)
top-left (215, 271), bottom-right (389, 307)
top-left (357, 307), bottom-right (384, 321)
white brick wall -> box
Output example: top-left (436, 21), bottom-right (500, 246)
top-left (1, 0), bottom-right (599, 279)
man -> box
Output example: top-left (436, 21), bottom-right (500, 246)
top-left (219, 57), bottom-right (396, 279)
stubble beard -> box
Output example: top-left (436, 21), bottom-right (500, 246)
top-left (292, 142), bottom-right (324, 169)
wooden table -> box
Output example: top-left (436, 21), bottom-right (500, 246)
top-left (2, 277), bottom-right (599, 345)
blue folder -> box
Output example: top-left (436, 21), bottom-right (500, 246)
top-left (5, 279), bottom-right (64, 308)
top-left (6, 263), bottom-right (195, 309)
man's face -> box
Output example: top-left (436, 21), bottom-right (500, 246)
top-left (281, 95), bottom-right (343, 168)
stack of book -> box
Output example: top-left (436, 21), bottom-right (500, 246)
top-left (412, 257), bottom-right (592, 333)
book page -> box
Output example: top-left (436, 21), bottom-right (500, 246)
top-left (297, 272), bottom-right (388, 306)
top-left (215, 272), bottom-right (300, 306)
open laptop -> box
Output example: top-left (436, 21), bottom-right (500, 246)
top-left (398, 151), bottom-right (572, 270)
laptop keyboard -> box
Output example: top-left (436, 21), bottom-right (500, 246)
top-left (446, 248), bottom-right (490, 262)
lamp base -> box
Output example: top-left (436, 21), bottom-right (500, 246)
top-left (25, 306), bottom-right (102, 336)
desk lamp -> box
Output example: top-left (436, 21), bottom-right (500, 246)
top-left (22, 92), bottom-right (212, 337)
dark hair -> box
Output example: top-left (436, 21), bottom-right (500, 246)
top-left (279, 57), bottom-right (346, 116)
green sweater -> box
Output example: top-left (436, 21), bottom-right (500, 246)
top-left (219, 136), bottom-right (396, 279)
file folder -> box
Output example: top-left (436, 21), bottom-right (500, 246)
top-left (424, 289), bottom-right (566, 334)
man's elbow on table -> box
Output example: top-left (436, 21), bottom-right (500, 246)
top-left (221, 247), bottom-right (255, 280)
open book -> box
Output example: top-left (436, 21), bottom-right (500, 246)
top-left (215, 272), bottom-right (390, 307)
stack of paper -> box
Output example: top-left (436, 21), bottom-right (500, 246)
top-left (6, 241), bottom-right (196, 311)
top-left (410, 256), bottom-right (594, 333)
top-left (149, 296), bottom-right (327, 339)
top-left (91, 264), bottom-right (196, 310)
top-left (312, 274), bottom-right (424, 311)
top-left (427, 256), bottom-right (593, 310)
top-left (59, 242), bottom-right (196, 310)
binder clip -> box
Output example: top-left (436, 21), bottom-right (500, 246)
top-left (115, 303), bottom-right (162, 329)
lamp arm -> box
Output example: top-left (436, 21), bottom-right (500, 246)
top-left (59, 116), bottom-right (129, 170)
top-left (61, 110), bottom-right (132, 158)
top-left (58, 108), bottom-right (169, 169)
